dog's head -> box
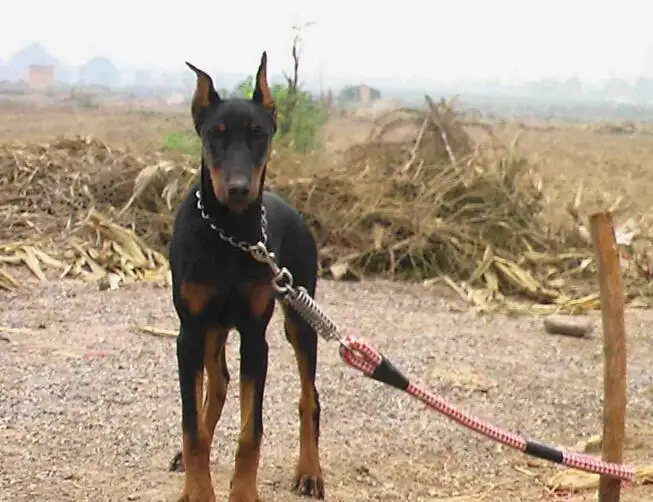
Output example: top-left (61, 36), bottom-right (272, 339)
top-left (186, 52), bottom-right (276, 213)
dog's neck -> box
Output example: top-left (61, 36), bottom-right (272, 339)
top-left (199, 166), bottom-right (266, 245)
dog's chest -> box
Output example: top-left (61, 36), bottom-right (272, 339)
top-left (208, 281), bottom-right (273, 328)
top-left (194, 247), bottom-right (273, 327)
top-left (207, 250), bottom-right (271, 286)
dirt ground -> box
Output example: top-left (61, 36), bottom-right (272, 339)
top-left (1, 277), bottom-right (652, 502)
top-left (1, 105), bottom-right (653, 501)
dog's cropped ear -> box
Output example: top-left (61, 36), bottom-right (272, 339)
top-left (185, 62), bottom-right (221, 133)
top-left (252, 51), bottom-right (275, 116)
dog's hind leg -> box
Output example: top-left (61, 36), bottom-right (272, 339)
top-left (202, 328), bottom-right (230, 447)
top-left (283, 306), bottom-right (325, 499)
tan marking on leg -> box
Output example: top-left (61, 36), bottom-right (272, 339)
top-left (228, 378), bottom-right (261, 502)
top-left (180, 367), bottom-right (216, 502)
top-left (202, 327), bottom-right (229, 446)
top-left (284, 314), bottom-right (324, 498)
top-left (180, 282), bottom-right (216, 315)
top-left (245, 283), bottom-right (274, 318)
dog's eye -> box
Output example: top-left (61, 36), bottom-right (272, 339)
top-left (249, 125), bottom-right (266, 140)
top-left (208, 123), bottom-right (225, 140)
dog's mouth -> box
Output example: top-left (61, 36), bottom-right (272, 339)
top-left (215, 188), bottom-right (252, 214)
top-left (226, 201), bottom-right (250, 214)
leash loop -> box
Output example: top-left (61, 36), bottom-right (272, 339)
top-left (339, 336), bottom-right (382, 375)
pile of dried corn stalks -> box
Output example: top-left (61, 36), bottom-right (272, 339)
top-left (0, 136), bottom-right (171, 290)
top-left (1, 101), bottom-right (652, 314)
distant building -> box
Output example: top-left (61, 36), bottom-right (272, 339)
top-left (78, 56), bottom-right (120, 87)
top-left (28, 64), bottom-right (54, 90)
top-left (338, 84), bottom-right (382, 106)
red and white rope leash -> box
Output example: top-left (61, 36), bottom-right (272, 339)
top-left (243, 240), bottom-right (635, 483)
top-left (339, 335), bottom-right (635, 483)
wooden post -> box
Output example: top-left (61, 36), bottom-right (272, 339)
top-left (590, 212), bottom-right (627, 502)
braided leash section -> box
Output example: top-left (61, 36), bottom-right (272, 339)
top-left (405, 382), bottom-right (526, 450)
top-left (562, 451), bottom-right (633, 479)
top-left (339, 336), bottom-right (635, 483)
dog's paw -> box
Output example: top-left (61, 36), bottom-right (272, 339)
top-left (169, 450), bottom-right (185, 472)
top-left (227, 489), bottom-right (261, 502)
top-left (177, 488), bottom-right (216, 502)
top-left (292, 472), bottom-right (325, 499)
top-left (228, 478), bottom-right (262, 502)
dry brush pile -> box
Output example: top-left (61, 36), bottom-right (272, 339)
top-left (1, 97), bottom-right (652, 312)
top-left (0, 137), bottom-right (172, 290)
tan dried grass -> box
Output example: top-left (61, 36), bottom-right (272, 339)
top-left (1, 99), bottom-right (652, 310)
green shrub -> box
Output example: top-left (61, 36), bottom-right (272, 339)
top-left (163, 73), bottom-right (327, 156)
top-left (231, 78), bottom-right (327, 154)
top-left (162, 130), bottom-right (200, 156)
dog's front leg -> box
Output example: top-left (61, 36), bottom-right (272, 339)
top-left (176, 325), bottom-right (215, 502)
top-left (228, 327), bottom-right (268, 502)
top-left (170, 327), bottom-right (230, 474)
top-left (176, 282), bottom-right (217, 502)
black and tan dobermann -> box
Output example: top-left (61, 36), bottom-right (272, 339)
top-left (168, 52), bottom-right (324, 502)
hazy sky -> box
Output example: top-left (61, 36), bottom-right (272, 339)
top-left (3, 0), bottom-right (653, 86)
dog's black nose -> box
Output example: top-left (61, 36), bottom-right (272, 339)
top-left (227, 179), bottom-right (250, 204)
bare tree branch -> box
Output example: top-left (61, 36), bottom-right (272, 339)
top-left (279, 23), bottom-right (312, 138)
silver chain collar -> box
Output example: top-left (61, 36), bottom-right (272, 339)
top-left (194, 188), bottom-right (295, 296)
top-left (194, 188), bottom-right (341, 343)
top-left (195, 189), bottom-right (269, 253)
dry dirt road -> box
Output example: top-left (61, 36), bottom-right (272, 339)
top-left (1, 278), bottom-right (652, 502)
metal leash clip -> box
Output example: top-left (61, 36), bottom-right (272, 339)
top-left (249, 242), bottom-right (294, 294)
top-left (249, 241), bottom-right (341, 343)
